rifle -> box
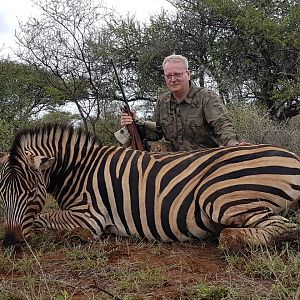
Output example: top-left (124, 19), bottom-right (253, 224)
top-left (111, 59), bottom-right (149, 151)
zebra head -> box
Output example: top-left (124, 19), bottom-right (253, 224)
top-left (0, 151), bottom-right (55, 250)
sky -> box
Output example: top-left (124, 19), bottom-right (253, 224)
top-left (0, 0), bottom-right (174, 59)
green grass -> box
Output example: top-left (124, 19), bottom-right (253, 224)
top-left (186, 283), bottom-right (229, 299)
top-left (223, 244), bottom-right (300, 300)
top-left (0, 199), bottom-right (299, 299)
top-left (0, 225), bottom-right (299, 299)
top-left (0, 202), bottom-right (299, 298)
top-left (66, 246), bottom-right (109, 274)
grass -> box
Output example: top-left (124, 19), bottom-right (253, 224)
top-left (0, 207), bottom-right (299, 298)
top-left (186, 282), bottom-right (229, 299)
top-left (66, 246), bottom-right (109, 274)
top-left (228, 103), bottom-right (300, 155)
top-left (0, 196), bottom-right (299, 299)
top-left (0, 223), bottom-right (299, 299)
top-left (223, 243), bottom-right (300, 300)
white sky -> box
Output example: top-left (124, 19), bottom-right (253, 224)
top-left (0, 0), bottom-right (174, 59)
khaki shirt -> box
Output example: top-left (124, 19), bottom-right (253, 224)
top-left (145, 84), bottom-right (238, 151)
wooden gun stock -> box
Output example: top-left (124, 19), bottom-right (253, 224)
top-left (122, 108), bottom-right (144, 151)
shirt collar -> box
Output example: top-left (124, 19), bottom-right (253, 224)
top-left (168, 82), bottom-right (198, 104)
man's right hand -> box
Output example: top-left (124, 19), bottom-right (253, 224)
top-left (121, 112), bottom-right (134, 127)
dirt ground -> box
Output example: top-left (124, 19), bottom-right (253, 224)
top-left (48, 240), bottom-right (227, 299)
top-left (0, 227), bottom-right (278, 300)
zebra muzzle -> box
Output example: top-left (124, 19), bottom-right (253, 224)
top-left (3, 226), bottom-right (25, 252)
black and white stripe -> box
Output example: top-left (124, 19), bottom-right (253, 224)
top-left (0, 124), bottom-right (299, 248)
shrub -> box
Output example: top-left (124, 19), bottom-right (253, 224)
top-left (228, 103), bottom-right (300, 155)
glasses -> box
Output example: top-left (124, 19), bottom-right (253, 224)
top-left (164, 72), bottom-right (185, 81)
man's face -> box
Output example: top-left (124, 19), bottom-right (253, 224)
top-left (163, 60), bottom-right (190, 93)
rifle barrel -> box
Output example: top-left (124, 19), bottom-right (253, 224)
top-left (111, 59), bottom-right (147, 151)
top-left (111, 59), bottom-right (130, 111)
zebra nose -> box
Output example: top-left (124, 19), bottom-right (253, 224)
top-left (3, 227), bottom-right (24, 252)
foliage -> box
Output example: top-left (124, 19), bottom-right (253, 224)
top-left (153, 0), bottom-right (300, 120)
top-left (224, 244), bottom-right (300, 300)
top-left (0, 60), bottom-right (64, 117)
top-left (6, 0), bottom-right (299, 127)
top-left (1, 0), bottom-right (299, 151)
top-left (0, 59), bottom-right (66, 149)
top-left (38, 111), bottom-right (81, 126)
top-left (93, 115), bottom-right (120, 146)
top-left (187, 283), bottom-right (229, 299)
top-left (15, 0), bottom-right (127, 134)
top-left (0, 120), bottom-right (14, 152)
top-left (228, 103), bottom-right (300, 154)
top-left (86, 0), bottom-right (300, 122)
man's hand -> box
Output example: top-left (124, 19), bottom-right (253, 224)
top-left (226, 139), bottom-right (252, 146)
top-left (237, 141), bottom-right (252, 146)
top-left (120, 111), bottom-right (136, 127)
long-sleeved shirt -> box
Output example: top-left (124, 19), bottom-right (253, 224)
top-left (145, 84), bottom-right (239, 151)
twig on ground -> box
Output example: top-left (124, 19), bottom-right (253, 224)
top-left (91, 280), bottom-right (122, 300)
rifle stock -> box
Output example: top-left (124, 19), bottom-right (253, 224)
top-left (121, 107), bottom-right (144, 150)
top-left (111, 59), bottom-right (145, 151)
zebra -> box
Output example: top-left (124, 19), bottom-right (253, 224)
top-left (0, 123), bottom-right (299, 250)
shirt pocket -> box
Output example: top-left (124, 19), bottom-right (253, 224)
top-left (187, 117), bottom-right (206, 141)
top-left (161, 119), bottom-right (175, 141)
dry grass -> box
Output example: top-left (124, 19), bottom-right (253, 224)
top-left (228, 103), bottom-right (300, 155)
top-left (0, 216), bottom-right (299, 299)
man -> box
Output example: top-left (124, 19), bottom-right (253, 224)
top-left (115, 54), bottom-right (244, 151)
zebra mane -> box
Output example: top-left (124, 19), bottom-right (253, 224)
top-left (10, 123), bottom-right (100, 160)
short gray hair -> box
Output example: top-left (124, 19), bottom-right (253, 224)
top-left (162, 54), bottom-right (189, 70)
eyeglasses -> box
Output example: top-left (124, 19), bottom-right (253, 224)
top-left (164, 72), bottom-right (185, 81)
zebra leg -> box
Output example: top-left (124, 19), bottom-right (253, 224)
top-left (33, 209), bottom-right (104, 242)
top-left (218, 213), bottom-right (298, 250)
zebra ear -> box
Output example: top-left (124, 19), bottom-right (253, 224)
top-left (0, 152), bottom-right (9, 164)
top-left (30, 155), bottom-right (55, 171)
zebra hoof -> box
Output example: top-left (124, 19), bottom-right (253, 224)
top-left (63, 227), bottom-right (94, 244)
top-left (219, 228), bottom-right (245, 252)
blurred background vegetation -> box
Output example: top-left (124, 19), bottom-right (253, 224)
top-left (1, 0), bottom-right (299, 154)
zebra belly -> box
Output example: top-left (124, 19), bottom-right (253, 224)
top-left (103, 196), bottom-right (214, 242)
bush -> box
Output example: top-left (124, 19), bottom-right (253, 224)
top-left (228, 103), bottom-right (300, 155)
top-left (0, 120), bottom-right (14, 152)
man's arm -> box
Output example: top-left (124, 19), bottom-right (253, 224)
top-left (203, 90), bottom-right (240, 146)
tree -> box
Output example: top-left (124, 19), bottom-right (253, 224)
top-left (89, 14), bottom-right (164, 102)
top-left (0, 59), bottom-right (61, 148)
top-left (15, 0), bottom-right (300, 132)
top-left (164, 0), bottom-right (300, 121)
top-left (39, 110), bottom-right (80, 125)
top-left (16, 0), bottom-right (122, 133)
